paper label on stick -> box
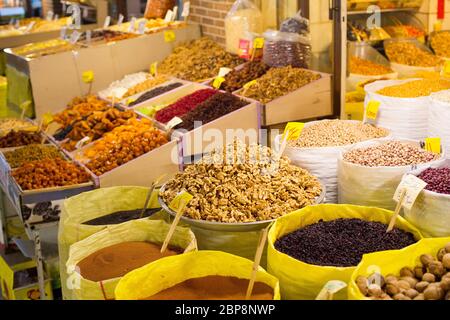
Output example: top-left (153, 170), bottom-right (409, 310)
top-left (218, 67), bottom-right (232, 78)
top-left (150, 62), bottom-right (158, 76)
top-left (316, 280), bottom-right (347, 300)
top-left (138, 20), bottom-right (146, 34)
top-left (75, 136), bottom-right (90, 149)
top-left (182, 2), bottom-right (190, 17)
top-left (166, 117), bottom-right (183, 129)
top-left (243, 80), bottom-right (257, 90)
top-left (42, 113), bottom-right (54, 126)
top-left (118, 14), bottom-right (124, 25)
top-left (164, 10), bottom-right (173, 23)
top-left (46, 11), bottom-right (54, 21)
top-left (126, 98), bottom-right (136, 106)
top-left (70, 30), bottom-right (81, 44)
top-left (212, 76), bottom-right (225, 89)
top-left (393, 175), bottom-right (427, 210)
top-left (128, 17), bottom-right (136, 32)
top-left (283, 122), bottom-right (305, 141)
top-left (164, 30), bottom-right (176, 42)
top-left (172, 6), bottom-right (178, 21)
top-left (365, 100), bottom-right (380, 121)
top-left (103, 16), bottom-right (111, 28)
top-left (25, 21), bottom-right (36, 33)
top-left (82, 70), bottom-right (94, 83)
top-left (424, 137), bottom-right (441, 154)
top-left (60, 27), bottom-right (67, 39)
top-left (253, 37), bottom-right (265, 49)
top-left (169, 190), bottom-right (193, 212)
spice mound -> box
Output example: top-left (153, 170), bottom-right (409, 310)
top-left (349, 56), bottom-right (393, 75)
top-left (12, 158), bottom-right (90, 190)
top-left (4, 144), bottom-right (63, 168)
top-left (241, 66), bottom-right (321, 104)
top-left (161, 140), bottom-right (322, 223)
top-left (288, 120), bottom-right (389, 148)
top-left (376, 79), bottom-right (450, 98)
top-left (0, 131), bottom-right (42, 148)
top-left (158, 37), bottom-right (244, 82)
top-left (82, 208), bottom-right (161, 226)
top-left (357, 242), bottom-right (450, 300)
top-left (128, 82), bottom-right (184, 107)
top-left (385, 41), bottom-right (441, 67)
top-left (145, 276), bottom-right (274, 300)
top-left (275, 218), bottom-right (417, 267)
top-left (431, 31), bottom-right (450, 58)
top-left (76, 242), bottom-right (180, 282)
top-left (175, 92), bottom-right (248, 131)
top-left (417, 167), bottom-right (450, 195)
top-left (220, 61), bottom-right (269, 92)
top-left (343, 141), bottom-right (440, 167)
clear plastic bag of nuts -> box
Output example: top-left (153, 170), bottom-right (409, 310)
top-left (145, 0), bottom-right (175, 19)
top-left (263, 30), bottom-right (311, 69)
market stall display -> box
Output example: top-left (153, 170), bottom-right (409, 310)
top-left (78, 30), bottom-right (138, 46)
top-left (280, 120), bottom-right (389, 203)
top-left (98, 72), bottom-right (152, 101)
top-left (267, 204), bottom-right (422, 300)
top-left (349, 238), bottom-right (450, 300)
top-left (338, 139), bottom-right (444, 210)
top-left (115, 251), bottom-right (280, 300)
top-left (127, 82), bottom-right (184, 107)
top-left (0, 130), bottom-right (42, 148)
top-left (11, 39), bottom-right (77, 59)
top-left (430, 31), bottom-right (450, 58)
top-left (3, 144), bottom-right (63, 168)
top-left (0, 118), bottom-right (37, 136)
top-left (215, 61), bottom-right (270, 93)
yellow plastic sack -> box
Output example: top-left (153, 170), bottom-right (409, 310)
top-left (58, 186), bottom-right (166, 300)
top-left (66, 219), bottom-right (197, 300)
top-left (115, 251), bottom-right (280, 300)
top-left (348, 237), bottom-right (450, 300)
top-left (5, 65), bottom-right (34, 118)
top-left (267, 204), bottom-right (423, 300)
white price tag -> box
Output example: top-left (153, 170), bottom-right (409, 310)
top-left (103, 16), bottom-right (111, 28)
top-left (393, 175), bottom-right (427, 210)
top-left (172, 6), bottom-right (178, 21)
top-left (164, 10), bottom-right (173, 23)
top-left (138, 20), bottom-right (146, 34)
top-left (14, 20), bottom-right (19, 28)
top-left (70, 30), bottom-right (81, 44)
top-left (83, 7), bottom-right (88, 19)
top-left (54, 14), bottom-right (59, 21)
top-left (60, 26), bottom-right (67, 39)
top-left (25, 21), bottom-right (36, 33)
top-left (118, 14), bottom-right (124, 25)
top-left (86, 30), bottom-right (91, 43)
top-left (46, 11), bottom-right (54, 21)
top-left (75, 136), bottom-right (90, 149)
top-left (218, 67), bottom-right (232, 78)
top-left (129, 17), bottom-right (136, 32)
top-left (166, 117), bottom-right (183, 129)
top-left (182, 1), bottom-right (190, 17)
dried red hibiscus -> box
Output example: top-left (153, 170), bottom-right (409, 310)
top-left (154, 88), bottom-right (218, 123)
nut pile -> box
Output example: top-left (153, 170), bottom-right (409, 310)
top-left (357, 242), bottom-right (450, 300)
top-left (0, 131), bottom-right (42, 148)
top-left (417, 167), bottom-right (450, 195)
top-left (431, 31), bottom-right (450, 58)
top-left (82, 118), bottom-right (168, 176)
top-left (4, 144), bottom-right (63, 168)
top-left (343, 141), bottom-right (440, 167)
top-left (54, 95), bottom-right (110, 128)
top-left (128, 82), bottom-right (184, 107)
top-left (99, 72), bottom-right (150, 100)
top-left (349, 56), bottom-right (393, 75)
top-left (288, 120), bottom-right (389, 148)
top-left (376, 79), bottom-right (450, 98)
top-left (275, 218), bottom-right (416, 267)
top-left (161, 140), bottom-right (322, 223)
top-left (385, 41), bottom-right (441, 67)
top-left (219, 61), bottom-right (269, 92)
top-left (174, 92), bottom-right (248, 131)
top-left (241, 66), bottom-right (321, 103)
top-left (123, 74), bottom-right (170, 99)
top-left (158, 37), bottom-right (244, 82)
top-left (12, 158), bottom-right (91, 190)
top-left (0, 119), bottom-right (36, 135)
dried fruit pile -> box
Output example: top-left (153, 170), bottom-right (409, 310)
top-left (129, 82), bottom-right (183, 107)
top-left (385, 41), bottom-right (441, 67)
top-left (376, 79), bottom-right (450, 98)
top-left (349, 56), bottom-right (393, 75)
top-left (0, 131), bottom-right (42, 148)
top-left (417, 167), bottom-right (450, 195)
top-left (219, 61), bottom-right (270, 92)
top-left (54, 95), bottom-right (110, 128)
top-left (4, 144), bottom-right (63, 168)
top-left (431, 31), bottom-right (450, 58)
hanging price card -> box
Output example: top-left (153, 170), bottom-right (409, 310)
top-left (393, 175), bottom-right (427, 210)
top-left (283, 122), bottom-right (305, 141)
top-left (243, 80), bottom-right (257, 90)
top-left (253, 37), bottom-right (265, 49)
top-left (42, 113), bottom-right (54, 126)
top-left (82, 70), bottom-right (94, 83)
top-left (169, 190), bottom-right (193, 212)
top-left (212, 76), bottom-right (225, 89)
top-left (365, 100), bottom-right (380, 120)
top-left (424, 137), bottom-right (441, 154)
top-left (164, 30), bottom-right (176, 42)
top-left (150, 62), bottom-right (158, 76)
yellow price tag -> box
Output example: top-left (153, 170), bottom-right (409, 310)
top-left (42, 112), bottom-right (54, 126)
top-left (212, 76), bottom-right (225, 89)
top-left (443, 60), bottom-right (450, 78)
top-left (424, 137), bottom-right (441, 154)
top-left (434, 21), bottom-right (443, 32)
top-left (169, 190), bottom-right (193, 212)
top-left (365, 100), bottom-right (380, 120)
top-left (283, 122), bottom-right (305, 141)
top-left (253, 37), bottom-right (264, 49)
top-left (127, 98), bottom-right (136, 106)
top-left (243, 80), bottom-right (257, 90)
top-left (164, 30), bottom-right (176, 42)
top-left (20, 100), bottom-right (32, 110)
top-left (150, 62), bottom-right (158, 76)
top-left (82, 70), bottom-right (94, 83)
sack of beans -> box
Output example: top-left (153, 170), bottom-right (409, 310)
top-left (348, 237), bottom-right (450, 300)
top-left (429, 90), bottom-right (450, 158)
top-left (338, 139), bottom-right (445, 210)
top-left (115, 251), bottom-right (280, 300)
top-left (66, 219), bottom-right (197, 300)
top-left (364, 79), bottom-right (450, 140)
top-left (267, 204), bottom-right (422, 300)
top-left (58, 186), bottom-right (166, 300)
top-left (277, 120), bottom-right (390, 203)
top-left (402, 160), bottom-right (450, 237)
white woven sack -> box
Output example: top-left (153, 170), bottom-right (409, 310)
top-left (338, 138), bottom-right (446, 210)
top-left (364, 79), bottom-right (430, 140)
top-left (402, 159), bottom-right (450, 237)
top-left (276, 120), bottom-right (390, 203)
top-left (389, 62), bottom-right (437, 78)
top-left (429, 91), bottom-right (450, 159)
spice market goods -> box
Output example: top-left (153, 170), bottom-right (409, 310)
top-left (82, 208), bottom-right (161, 226)
top-left (419, 167), bottom-right (450, 195)
top-left (385, 41), bottom-right (441, 68)
top-left (0, 131), bottom-right (42, 148)
top-left (160, 140), bottom-right (323, 223)
top-left (241, 66), bottom-right (321, 104)
top-left (349, 56), bottom-right (393, 75)
top-left (154, 89), bottom-right (218, 123)
top-left (0, 119), bottom-right (37, 136)
top-left (3, 144), bottom-right (63, 168)
top-left (376, 79), bottom-right (450, 98)
top-left (430, 31), bottom-right (450, 58)
top-left (80, 118), bottom-right (168, 176)
top-left (174, 92), bottom-right (248, 131)
top-left (12, 39), bottom-right (76, 59)
top-left (122, 75), bottom-right (170, 99)
top-left (354, 240), bottom-right (450, 300)
top-left (219, 61), bottom-right (270, 92)
top-left (145, 0), bottom-right (175, 19)
top-left (338, 140), bottom-right (444, 210)
top-left (98, 72), bottom-right (151, 101)
top-left (12, 158), bottom-right (91, 190)
top-left (282, 120), bottom-right (389, 203)
top-left (145, 276), bottom-right (274, 300)
top-left (76, 242), bottom-right (180, 282)
top-left (429, 90), bottom-right (450, 156)
top-left (275, 218), bottom-right (416, 268)
top-left (128, 82), bottom-right (184, 107)
top-left (158, 37), bottom-right (244, 82)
